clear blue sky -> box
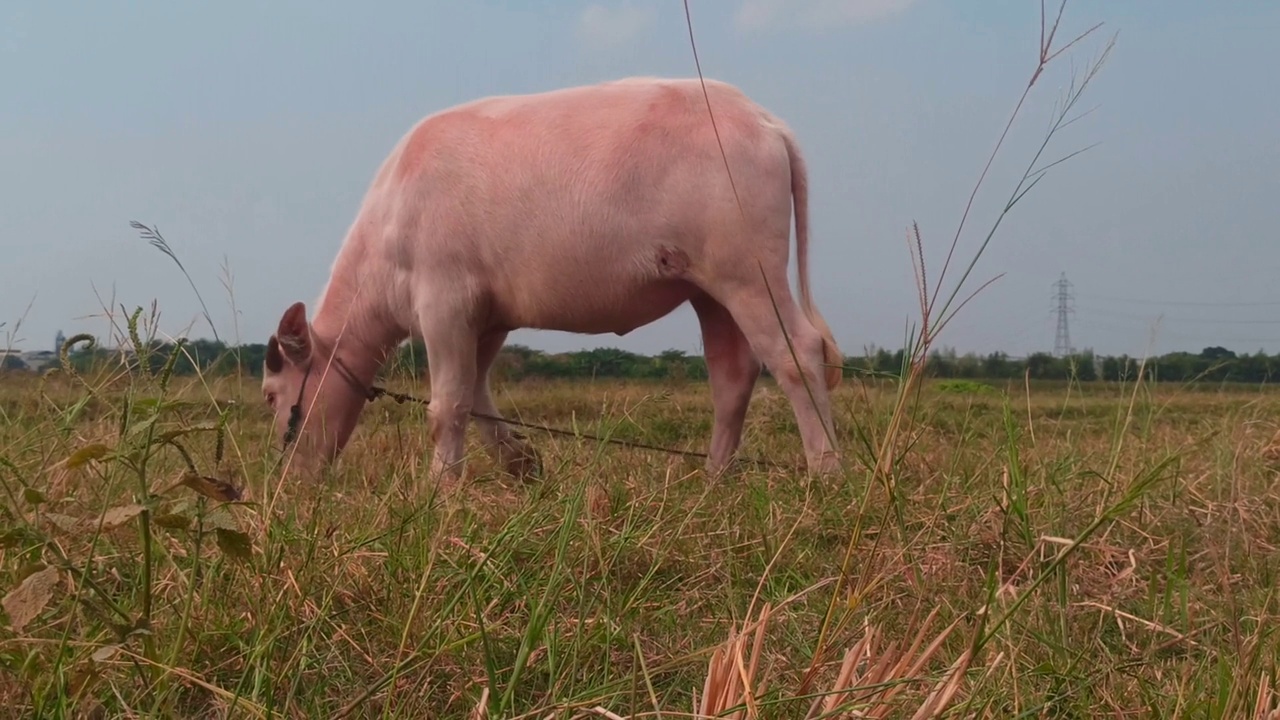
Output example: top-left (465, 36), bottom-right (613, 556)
top-left (3, 1), bottom-right (1277, 359)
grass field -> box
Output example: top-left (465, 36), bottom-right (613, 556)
top-left (2, 356), bottom-right (1279, 718)
top-left (12, 1), bottom-right (1249, 716)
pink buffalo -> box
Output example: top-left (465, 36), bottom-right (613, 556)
top-left (262, 76), bottom-right (843, 482)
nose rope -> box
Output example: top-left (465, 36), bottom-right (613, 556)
top-left (282, 363), bottom-right (312, 447)
top-left (282, 354), bottom-right (797, 471)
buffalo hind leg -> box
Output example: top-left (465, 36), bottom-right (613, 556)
top-left (712, 278), bottom-right (840, 475)
top-left (473, 330), bottom-right (542, 479)
top-left (691, 293), bottom-right (761, 474)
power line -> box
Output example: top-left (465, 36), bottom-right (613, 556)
top-left (1089, 294), bottom-right (1280, 308)
top-left (1076, 306), bottom-right (1280, 325)
top-left (1052, 272), bottom-right (1075, 357)
top-left (1074, 315), bottom-right (1280, 346)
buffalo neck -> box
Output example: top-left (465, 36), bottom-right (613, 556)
top-left (309, 241), bottom-right (407, 387)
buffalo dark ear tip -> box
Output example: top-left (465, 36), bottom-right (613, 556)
top-left (280, 302), bottom-right (308, 332)
top-left (275, 304), bottom-right (314, 364)
top-left (265, 335), bottom-right (285, 373)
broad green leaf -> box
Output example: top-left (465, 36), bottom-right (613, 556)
top-left (0, 527), bottom-right (42, 549)
top-left (215, 528), bottom-right (253, 563)
top-left (153, 512), bottom-right (192, 531)
top-left (67, 443), bottom-right (110, 469)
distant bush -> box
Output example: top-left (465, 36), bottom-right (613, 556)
top-left (50, 339), bottom-right (1280, 385)
top-left (934, 379), bottom-right (997, 395)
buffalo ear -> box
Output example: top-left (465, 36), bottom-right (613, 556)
top-left (275, 301), bottom-right (312, 365)
top-left (265, 335), bottom-right (285, 374)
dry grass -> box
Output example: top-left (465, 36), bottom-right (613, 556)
top-left (1, 367), bottom-right (1279, 718)
top-left (4, 4), bottom-right (1268, 717)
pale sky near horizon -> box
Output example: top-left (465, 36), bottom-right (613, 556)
top-left (3, 1), bottom-right (1278, 360)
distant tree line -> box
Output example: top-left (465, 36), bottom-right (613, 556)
top-left (863, 345), bottom-right (1275, 383)
top-left (25, 338), bottom-right (1278, 385)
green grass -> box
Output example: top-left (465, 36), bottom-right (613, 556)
top-left (2, 357), bottom-right (1279, 718)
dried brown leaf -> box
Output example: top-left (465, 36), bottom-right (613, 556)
top-left (67, 660), bottom-right (101, 699)
top-left (2, 565), bottom-right (61, 633)
top-left (179, 472), bottom-right (241, 502)
top-left (99, 504), bottom-right (145, 530)
top-left (91, 644), bottom-right (121, 663)
top-left (41, 513), bottom-right (83, 535)
top-left (204, 504), bottom-right (241, 531)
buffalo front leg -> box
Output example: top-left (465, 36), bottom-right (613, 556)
top-left (473, 330), bottom-right (542, 479)
top-left (422, 321), bottom-right (479, 485)
top-left (691, 293), bottom-right (761, 474)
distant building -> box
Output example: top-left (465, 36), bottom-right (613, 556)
top-left (0, 347), bottom-right (59, 373)
top-left (1, 331), bottom-right (136, 373)
top-left (21, 351), bottom-right (58, 372)
top-left (0, 350), bottom-right (27, 371)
